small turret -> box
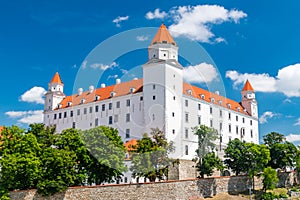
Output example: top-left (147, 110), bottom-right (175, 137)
top-left (241, 80), bottom-right (258, 118)
top-left (44, 72), bottom-right (65, 111)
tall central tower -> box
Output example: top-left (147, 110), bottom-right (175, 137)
top-left (143, 24), bottom-right (183, 158)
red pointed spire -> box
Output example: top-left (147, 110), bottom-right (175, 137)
top-left (50, 72), bottom-right (63, 85)
top-left (242, 80), bottom-right (254, 91)
top-left (151, 23), bottom-right (176, 46)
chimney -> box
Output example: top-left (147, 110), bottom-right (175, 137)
top-left (101, 83), bottom-right (106, 88)
top-left (89, 85), bottom-right (94, 93)
top-left (116, 79), bottom-right (121, 84)
top-left (78, 88), bottom-right (83, 95)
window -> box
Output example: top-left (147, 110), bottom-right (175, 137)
top-left (89, 107), bottom-right (93, 113)
top-left (185, 113), bottom-right (189, 123)
top-left (64, 112), bottom-right (67, 118)
top-left (185, 100), bottom-right (188, 107)
top-left (219, 122), bottom-right (222, 131)
top-left (107, 103), bottom-right (111, 110)
top-left (173, 96), bottom-right (176, 100)
top-left (124, 177), bottom-right (128, 183)
top-left (59, 113), bottom-right (62, 119)
top-left (95, 105), bottom-right (99, 112)
top-left (201, 94), bottom-right (205, 99)
top-left (126, 99), bottom-right (130, 107)
top-left (126, 113), bottom-right (130, 122)
top-left (242, 118), bottom-right (245, 123)
top-left (72, 122), bottom-right (76, 129)
top-left (198, 103), bottom-right (201, 110)
top-left (140, 96), bottom-right (143, 101)
top-left (102, 104), bottom-right (105, 111)
top-left (220, 110), bottom-right (222, 117)
top-left (236, 126), bottom-right (239, 134)
top-left (251, 130), bottom-right (253, 138)
top-left (236, 116), bottom-right (238, 122)
top-left (172, 129), bottom-right (175, 134)
top-left (70, 111), bottom-right (73, 117)
top-left (111, 115), bottom-right (117, 123)
top-left (116, 101), bottom-right (120, 108)
top-left (185, 145), bottom-right (188, 155)
top-left (198, 116), bottom-right (201, 125)
top-left (53, 114), bottom-right (57, 120)
top-left (153, 95), bottom-right (156, 100)
top-left (152, 114), bottom-right (155, 121)
top-left (250, 120), bottom-right (253, 126)
top-left (84, 108), bottom-right (87, 115)
top-left (210, 119), bottom-right (213, 127)
top-left (210, 107), bottom-right (213, 114)
top-left (228, 112), bottom-right (231, 120)
top-left (95, 118), bottom-right (99, 126)
top-left (172, 112), bottom-right (175, 117)
top-left (185, 128), bottom-right (188, 139)
top-left (125, 129), bottom-right (130, 138)
top-left (77, 109), bottom-right (80, 116)
top-left (229, 124), bottom-right (232, 133)
top-left (109, 116), bottom-right (113, 125)
top-left (153, 84), bottom-right (156, 89)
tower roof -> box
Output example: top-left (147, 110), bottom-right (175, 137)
top-left (50, 72), bottom-right (63, 85)
top-left (242, 80), bottom-right (254, 91)
top-left (151, 23), bottom-right (176, 46)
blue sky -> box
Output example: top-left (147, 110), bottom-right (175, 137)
top-left (1, 0), bottom-right (300, 144)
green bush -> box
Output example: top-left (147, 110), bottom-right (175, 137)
top-left (261, 192), bottom-right (277, 200)
top-left (278, 192), bottom-right (288, 198)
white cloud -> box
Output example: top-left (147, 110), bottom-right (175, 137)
top-left (215, 37), bottom-right (226, 43)
top-left (20, 86), bottom-right (46, 104)
top-left (286, 134), bottom-right (300, 143)
top-left (112, 16), bottom-right (129, 27)
top-left (259, 111), bottom-right (278, 124)
top-left (294, 118), bottom-right (300, 126)
top-left (183, 63), bottom-right (218, 84)
top-left (166, 5), bottom-right (247, 42)
top-left (5, 110), bottom-right (44, 124)
top-left (145, 8), bottom-right (167, 20)
top-left (89, 62), bottom-right (118, 70)
top-left (226, 63), bottom-right (300, 97)
top-left (136, 35), bottom-right (149, 41)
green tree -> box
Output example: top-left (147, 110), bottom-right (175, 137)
top-left (130, 128), bottom-right (174, 182)
top-left (197, 152), bottom-right (223, 178)
top-left (262, 167), bottom-right (279, 192)
top-left (192, 125), bottom-right (219, 166)
top-left (263, 132), bottom-right (285, 147)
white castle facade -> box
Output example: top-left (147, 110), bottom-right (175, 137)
top-left (44, 24), bottom-right (259, 182)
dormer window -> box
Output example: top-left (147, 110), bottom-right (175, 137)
top-left (95, 95), bottom-right (100, 101)
top-left (80, 99), bottom-right (86, 104)
top-left (187, 89), bottom-right (192, 95)
top-left (110, 92), bottom-right (116, 97)
top-left (130, 88), bottom-right (135, 93)
top-left (67, 102), bottom-right (72, 107)
top-left (218, 100), bottom-right (222, 105)
top-left (201, 94), bottom-right (205, 99)
top-left (227, 104), bottom-right (231, 109)
top-left (237, 107), bottom-right (241, 112)
top-left (58, 104), bottom-right (62, 108)
top-left (211, 98), bottom-right (215, 103)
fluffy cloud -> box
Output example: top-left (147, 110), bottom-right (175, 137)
top-left (286, 134), bottom-right (300, 143)
top-left (20, 86), bottom-right (46, 104)
top-left (183, 63), bottom-right (218, 84)
top-left (145, 5), bottom-right (247, 42)
top-left (294, 118), bottom-right (300, 126)
top-left (89, 62), bottom-right (118, 70)
top-left (259, 111), bottom-right (278, 124)
top-left (5, 110), bottom-right (44, 124)
top-left (226, 63), bottom-right (300, 97)
top-left (145, 8), bottom-right (167, 20)
top-left (136, 35), bottom-right (149, 41)
top-left (112, 16), bottom-right (129, 27)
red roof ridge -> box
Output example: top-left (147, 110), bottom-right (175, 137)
top-left (151, 23), bottom-right (176, 46)
top-left (50, 72), bottom-right (63, 85)
top-left (242, 80), bottom-right (254, 91)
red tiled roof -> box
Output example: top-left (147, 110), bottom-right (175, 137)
top-left (242, 80), bottom-right (254, 91)
top-left (50, 72), bottom-right (63, 85)
top-left (124, 139), bottom-right (137, 151)
top-left (183, 82), bottom-right (249, 115)
top-left (58, 79), bottom-right (143, 109)
top-left (151, 23), bottom-right (176, 46)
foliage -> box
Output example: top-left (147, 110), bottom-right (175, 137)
top-left (130, 128), bottom-right (174, 182)
top-left (261, 192), bottom-right (277, 200)
top-left (263, 132), bottom-right (298, 169)
top-left (197, 152), bottom-right (223, 178)
top-left (262, 167), bottom-right (278, 191)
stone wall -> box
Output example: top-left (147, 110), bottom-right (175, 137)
top-left (10, 172), bottom-right (299, 200)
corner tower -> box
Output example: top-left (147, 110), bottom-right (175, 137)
top-left (143, 24), bottom-right (183, 158)
top-left (241, 80), bottom-right (258, 118)
top-left (44, 72), bottom-right (65, 111)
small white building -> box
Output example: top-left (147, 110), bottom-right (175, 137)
top-left (44, 24), bottom-right (259, 182)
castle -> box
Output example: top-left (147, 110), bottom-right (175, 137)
top-left (43, 24), bottom-right (259, 182)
